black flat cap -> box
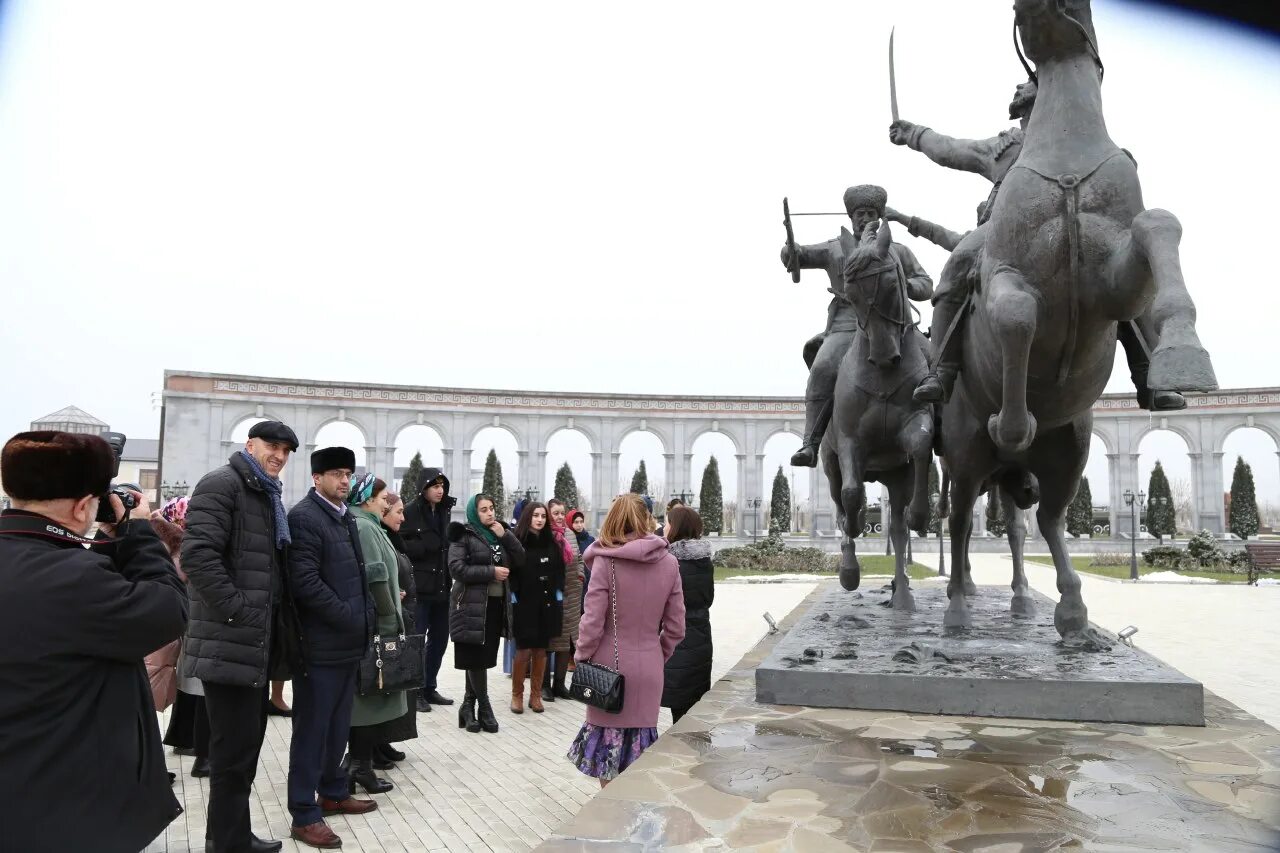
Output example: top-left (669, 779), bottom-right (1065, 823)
top-left (248, 421), bottom-right (299, 452)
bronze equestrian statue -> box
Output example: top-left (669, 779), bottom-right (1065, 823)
top-left (937, 0), bottom-right (1217, 637)
top-left (888, 78), bottom-right (1188, 413)
top-left (780, 185), bottom-right (933, 468)
top-left (820, 219), bottom-right (936, 609)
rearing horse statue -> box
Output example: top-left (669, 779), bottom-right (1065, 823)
top-left (821, 221), bottom-right (934, 611)
top-left (942, 0), bottom-right (1217, 637)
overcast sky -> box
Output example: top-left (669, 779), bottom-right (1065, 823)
top-left (1, 1), bottom-right (1277, 510)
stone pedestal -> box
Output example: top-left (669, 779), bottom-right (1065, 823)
top-left (755, 582), bottom-right (1204, 725)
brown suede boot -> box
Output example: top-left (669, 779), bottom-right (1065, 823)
top-left (529, 650), bottom-right (548, 713)
top-left (511, 649), bottom-right (530, 714)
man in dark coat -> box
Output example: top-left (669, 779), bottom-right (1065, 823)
top-left (400, 467), bottom-right (456, 712)
top-left (0, 431), bottom-right (188, 853)
top-left (285, 447), bottom-right (378, 849)
top-left (182, 420), bottom-right (300, 853)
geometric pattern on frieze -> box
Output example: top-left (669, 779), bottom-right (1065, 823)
top-left (207, 378), bottom-right (1280, 416)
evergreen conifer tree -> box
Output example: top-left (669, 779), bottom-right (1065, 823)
top-left (554, 462), bottom-right (581, 511)
top-left (769, 466), bottom-right (791, 535)
top-left (482, 449), bottom-right (506, 522)
top-left (926, 461), bottom-right (941, 535)
top-left (1067, 476), bottom-right (1093, 536)
top-left (630, 460), bottom-right (649, 495)
top-left (985, 486), bottom-right (1007, 537)
top-left (1229, 456), bottom-right (1260, 539)
top-left (699, 456), bottom-right (723, 534)
top-left (1146, 461), bottom-right (1176, 542)
top-left (402, 451), bottom-right (424, 498)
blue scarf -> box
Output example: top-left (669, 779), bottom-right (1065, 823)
top-left (238, 450), bottom-right (291, 549)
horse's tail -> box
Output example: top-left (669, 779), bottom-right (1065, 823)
top-left (939, 469), bottom-right (951, 517)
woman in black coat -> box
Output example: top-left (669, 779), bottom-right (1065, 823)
top-left (661, 506), bottom-right (715, 723)
top-left (509, 502), bottom-right (565, 715)
top-left (448, 494), bottom-right (523, 734)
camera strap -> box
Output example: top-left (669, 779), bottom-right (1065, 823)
top-left (0, 513), bottom-right (114, 548)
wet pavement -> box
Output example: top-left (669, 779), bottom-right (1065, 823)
top-left (538, 584), bottom-right (1280, 852)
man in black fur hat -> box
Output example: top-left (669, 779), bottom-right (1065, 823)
top-left (0, 431), bottom-right (188, 853)
top-left (284, 446), bottom-right (377, 849)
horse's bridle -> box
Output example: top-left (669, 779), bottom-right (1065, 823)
top-left (1013, 0), bottom-right (1105, 85)
top-left (847, 258), bottom-right (912, 345)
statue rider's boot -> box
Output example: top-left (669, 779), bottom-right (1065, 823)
top-left (1137, 387), bottom-right (1187, 412)
top-left (790, 396), bottom-right (834, 468)
top-left (913, 362), bottom-right (958, 404)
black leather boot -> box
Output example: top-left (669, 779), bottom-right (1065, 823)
top-left (349, 759), bottom-right (393, 794)
top-left (460, 672), bottom-right (480, 733)
top-left (471, 668), bottom-right (499, 733)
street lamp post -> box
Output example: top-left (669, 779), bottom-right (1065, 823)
top-left (1123, 489), bottom-right (1146, 581)
top-left (161, 480), bottom-right (189, 501)
top-left (675, 489), bottom-right (694, 506)
top-left (745, 497), bottom-right (762, 543)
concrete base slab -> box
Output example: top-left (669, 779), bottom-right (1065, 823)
top-left (755, 581), bottom-right (1204, 725)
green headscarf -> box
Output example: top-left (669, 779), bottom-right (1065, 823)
top-left (466, 494), bottom-right (501, 547)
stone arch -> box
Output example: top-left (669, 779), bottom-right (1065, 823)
top-left (1081, 431), bottom-right (1112, 509)
top-left (689, 431), bottom-right (738, 508)
top-left (312, 420), bottom-right (370, 471)
top-left (544, 427), bottom-right (594, 507)
top-left (617, 429), bottom-right (666, 497)
top-left (310, 411), bottom-right (376, 451)
top-left (392, 424), bottom-right (445, 493)
top-left (1219, 426), bottom-right (1280, 528)
top-left (615, 421), bottom-right (672, 455)
top-left (1135, 428), bottom-right (1194, 534)
top-left (470, 426), bottom-right (521, 499)
top-left (387, 412), bottom-right (453, 452)
top-left (686, 424), bottom-right (743, 456)
top-left (1131, 420), bottom-right (1200, 457)
top-left (224, 410), bottom-right (289, 444)
top-left (761, 431), bottom-right (808, 526)
top-left (1214, 421), bottom-right (1280, 455)
top-left (537, 419), bottom-right (599, 457)
top-left (464, 421), bottom-right (525, 456)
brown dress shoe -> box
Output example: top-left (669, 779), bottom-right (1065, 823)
top-left (320, 796), bottom-right (378, 816)
top-left (290, 821), bottom-right (342, 849)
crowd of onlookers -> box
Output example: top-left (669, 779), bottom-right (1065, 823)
top-left (0, 424), bottom-right (715, 852)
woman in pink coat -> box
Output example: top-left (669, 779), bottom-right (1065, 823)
top-left (568, 494), bottom-right (685, 785)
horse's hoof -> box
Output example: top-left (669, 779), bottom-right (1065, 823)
top-left (943, 595), bottom-right (971, 628)
top-left (840, 563), bottom-right (861, 591)
top-left (892, 584), bottom-right (916, 611)
top-left (1054, 596), bottom-right (1089, 637)
top-left (1148, 343), bottom-right (1217, 392)
top-left (1011, 592), bottom-right (1036, 618)
top-left (987, 411), bottom-right (1037, 454)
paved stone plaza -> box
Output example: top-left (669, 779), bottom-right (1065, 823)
top-left (148, 563), bottom-right (1280, 851)
top-left (146, 584), bottom-right (816, 853)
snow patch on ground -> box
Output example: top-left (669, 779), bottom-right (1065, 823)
top-left (1140, 571), bottom-right (1220, 584)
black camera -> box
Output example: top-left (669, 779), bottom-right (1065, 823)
top-left (95, 432), bottom-right (140, 524)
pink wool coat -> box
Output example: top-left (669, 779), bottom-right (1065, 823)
top-left (576, 534), bottom-right (685, 729)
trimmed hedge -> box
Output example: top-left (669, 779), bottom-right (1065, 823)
top-left (713, 538), bottom-right (838, 573)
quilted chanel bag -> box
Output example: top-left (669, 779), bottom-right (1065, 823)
top-left (570, 558), bottom-right (625, 712)
top-left (358, 608), bottom-right (425, 696)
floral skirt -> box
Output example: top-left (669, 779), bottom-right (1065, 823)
top-left (566, 723), bottom-right (659, 781)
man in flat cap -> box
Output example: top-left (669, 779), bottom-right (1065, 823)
top-left (781, 184), bottom-right (934, 466)
top-left (285, 446), bottom-right (377, 849)
top-left (181, 419), bottom-right (300, 853)
top-left (0, 431), bottom-right (188, 853)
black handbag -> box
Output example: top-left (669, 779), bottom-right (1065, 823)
top-left (570, 558), bottom-right (625, 712)
top-left (358, 604), bottom-right (425, 697)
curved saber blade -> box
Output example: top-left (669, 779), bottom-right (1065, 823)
top-left (889, 27), bottom-right (899, 122)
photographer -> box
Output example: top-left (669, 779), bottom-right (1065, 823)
top-left (400, 468), bottom-right (457, 711)
top-left (0, 431), bottom-right (188, 853)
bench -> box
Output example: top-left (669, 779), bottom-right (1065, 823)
top-left (1244, 542), bottom-right (1280, 584)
